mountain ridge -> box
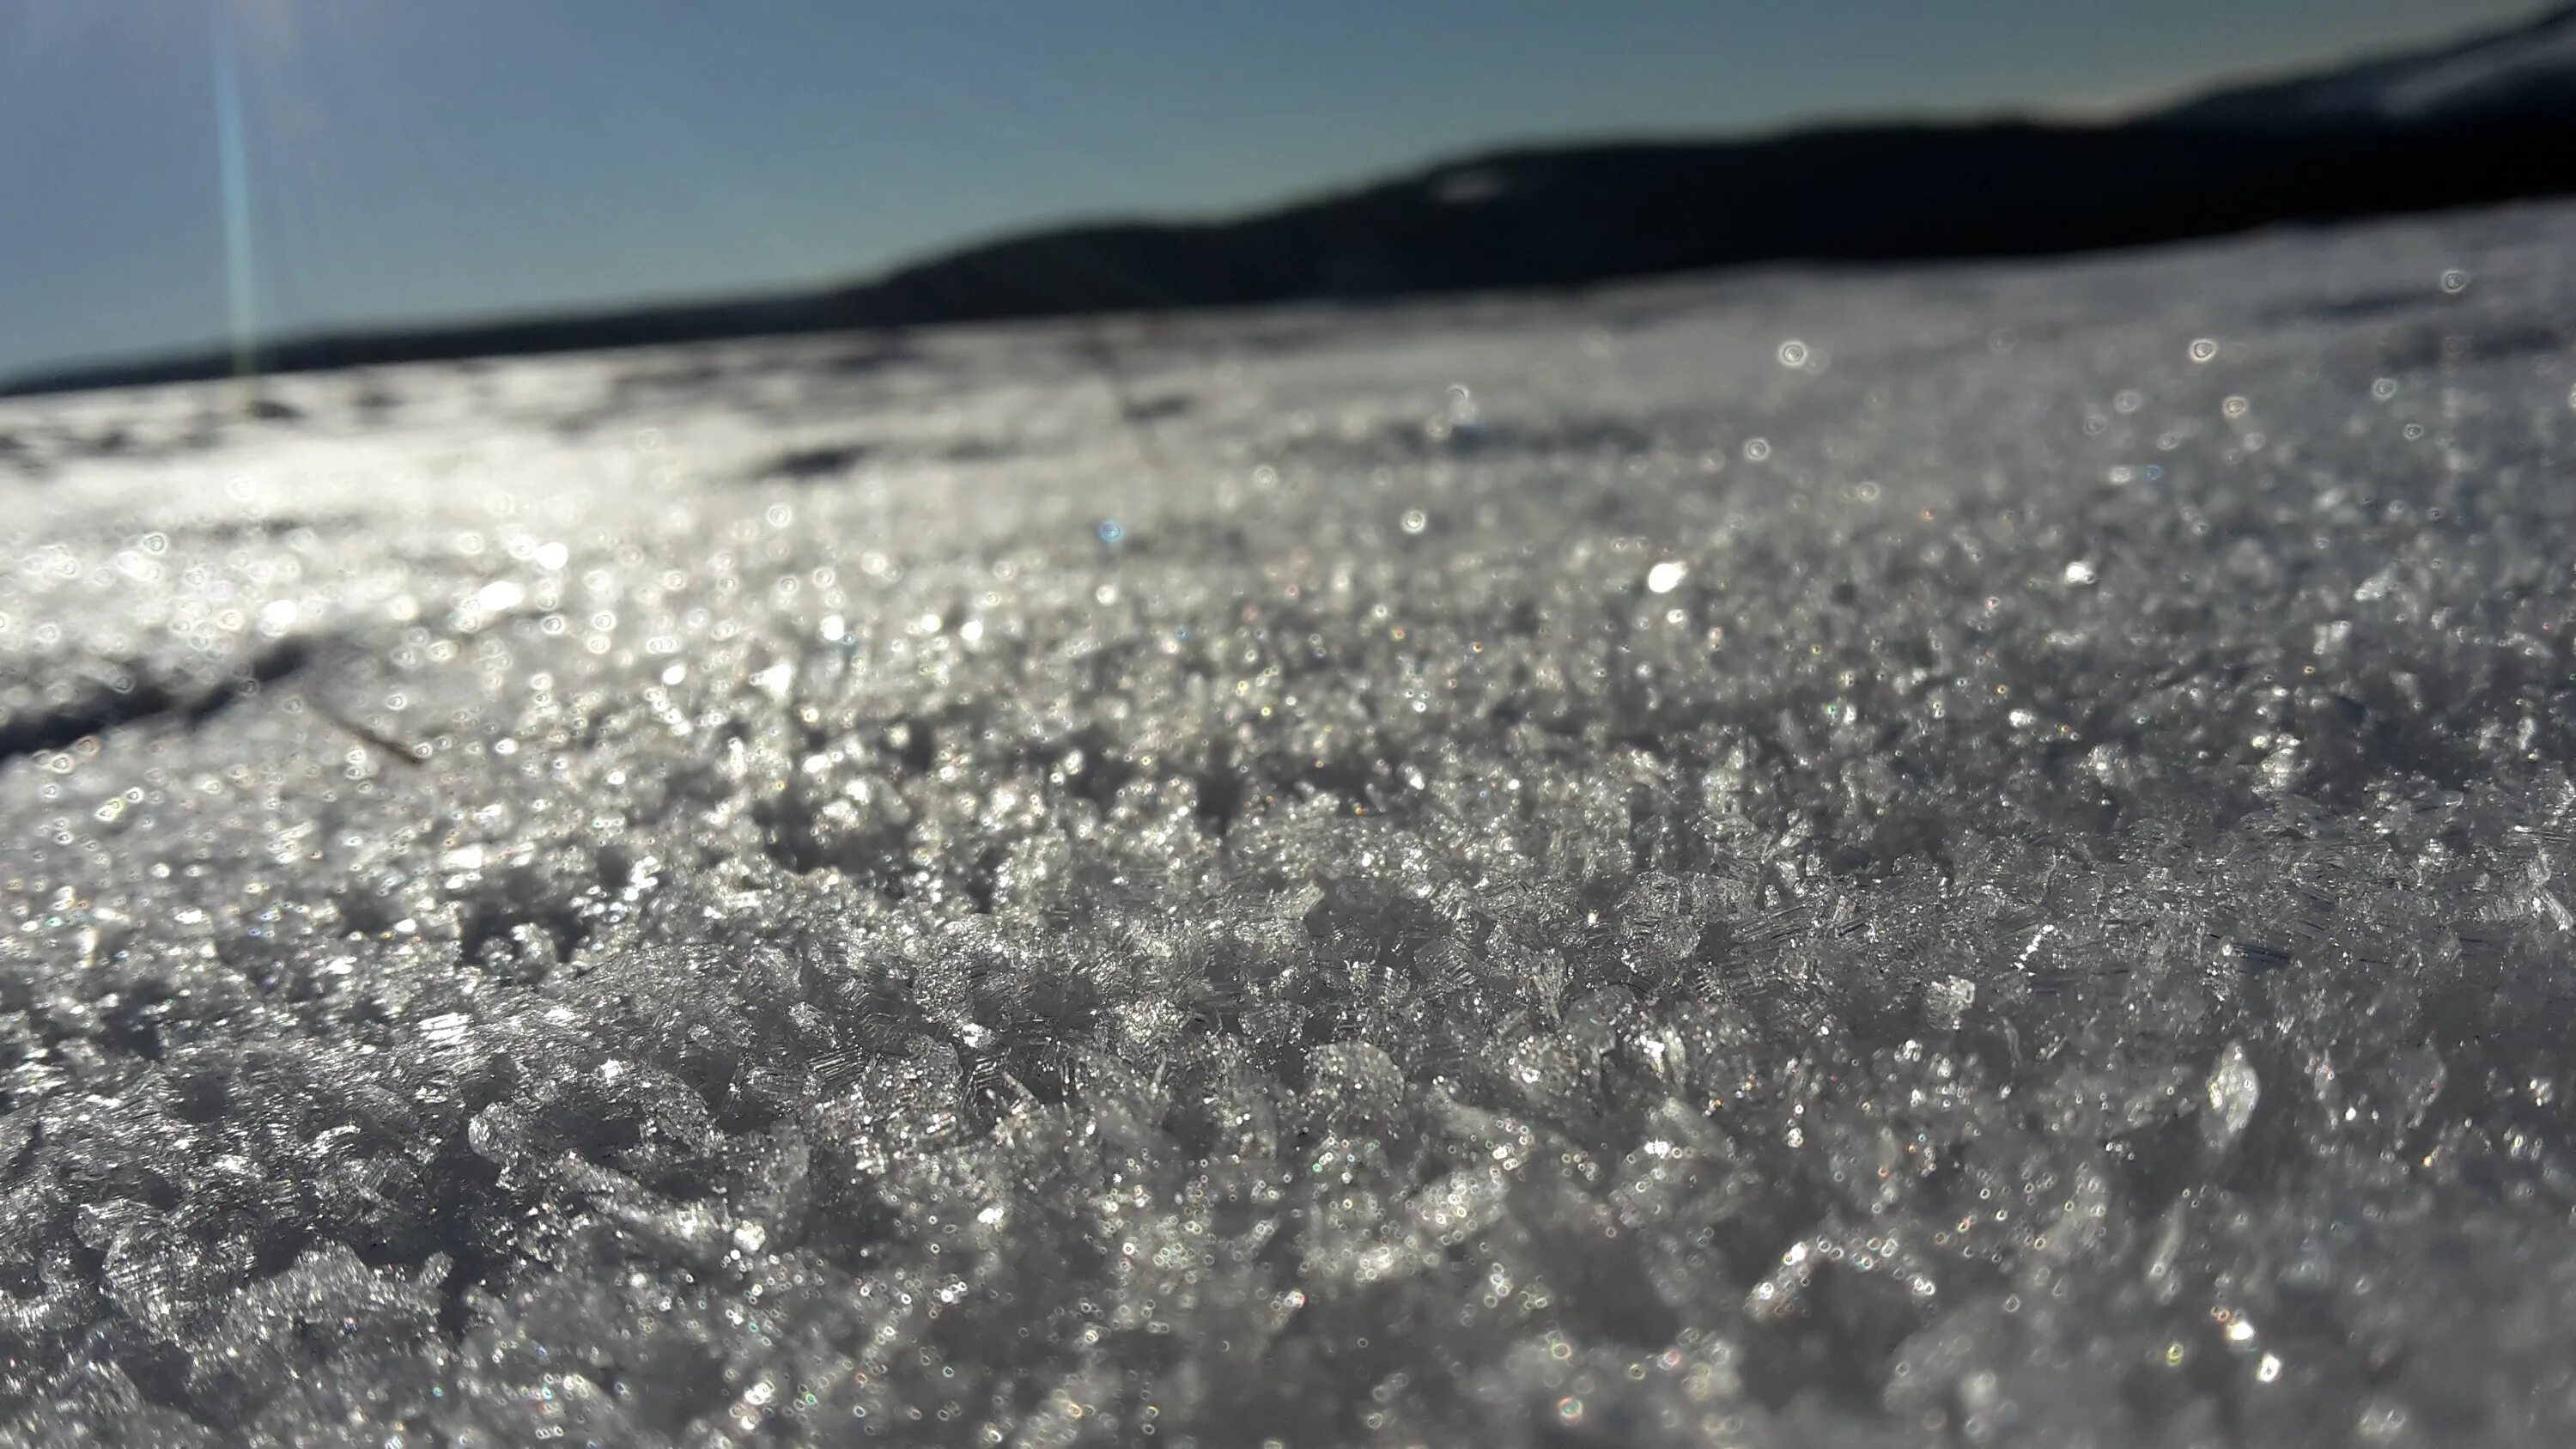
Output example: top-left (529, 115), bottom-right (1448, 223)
top-left (2159, 1), bottom-right (2576, 128)
top-left (9, 6), bottom-right (2572, 398)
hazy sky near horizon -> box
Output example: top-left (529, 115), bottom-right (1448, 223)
top-left (0, 0), bottom-right (2540, 376)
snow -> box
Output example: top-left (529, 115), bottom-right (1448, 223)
top-left (2372, 13), bottom-right (2576, 119)
top-left (3, 199), bottom-right (2576, 1445)
top-left (2162, 7), bottom-right (2576, 128)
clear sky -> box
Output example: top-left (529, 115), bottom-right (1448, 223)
top-left (0, 0), bottom-right (2542, 377)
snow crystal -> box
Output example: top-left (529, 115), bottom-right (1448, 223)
top-left (2202, 1039), bottom-right (2260, 1151)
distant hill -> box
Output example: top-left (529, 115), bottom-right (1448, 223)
top-left (2159, 1), bottom-right (2576, 129)
top-left (9, 5), bottom-right (2573, 398)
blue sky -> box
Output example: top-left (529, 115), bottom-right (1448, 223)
top-left (0, 1), bottom-right (2538, 376)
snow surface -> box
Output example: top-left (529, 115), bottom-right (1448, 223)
top-left (3, 202), bottom-right (2576, 1446)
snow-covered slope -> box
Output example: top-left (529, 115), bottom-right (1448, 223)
top-left (3, 201), bottom-right (2575, 1446)
top-left (2161, 4), bottom-right (2576, 128)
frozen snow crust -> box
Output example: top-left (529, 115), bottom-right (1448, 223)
top-left (3, 204), bottom-right (2575, 1446)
